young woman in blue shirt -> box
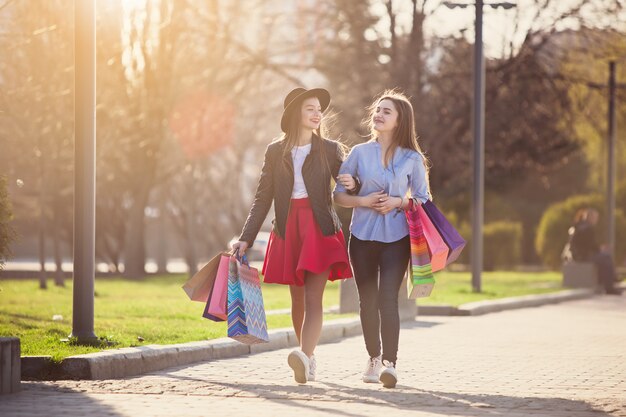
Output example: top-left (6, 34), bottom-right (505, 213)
top-left (334, 90), bottom-right (431, 388)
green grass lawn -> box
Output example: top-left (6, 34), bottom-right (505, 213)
top-left (0, 275), bottom-right (346, 361)
top-left (0, 270), bottom-right (563, 360)
top-left (418, 270), bottom-right (562, 306)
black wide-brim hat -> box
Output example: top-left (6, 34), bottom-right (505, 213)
top-left (280, 87), bottom-right (331, 133)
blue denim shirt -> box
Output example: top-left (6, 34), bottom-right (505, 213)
top-left (334, 141), bottom-right (430, 243)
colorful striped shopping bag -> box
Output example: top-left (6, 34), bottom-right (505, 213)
top-left (226, 255), bottom-right (269, 344)
top-left (405, 200), bottom-right (435, 299)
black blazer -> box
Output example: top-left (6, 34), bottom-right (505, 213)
top-left (239, 134), bottom-right (358, 247)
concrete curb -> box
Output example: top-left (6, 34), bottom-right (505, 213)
top-left (21, 288), bottom-right (601, 381)
top-left (418, 288), bottom-right (595, 316)
top-left (21, 316), bottom-right (363, 381)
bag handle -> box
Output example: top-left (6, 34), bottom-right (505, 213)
top-left (231, 248), bottom-right (250, 268)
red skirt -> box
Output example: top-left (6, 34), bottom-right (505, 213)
top-left (262, 198), bottom-right (353, 286)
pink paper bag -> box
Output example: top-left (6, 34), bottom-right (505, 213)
top-left (203, 255), bottom-right (231, 322)
top-left (417, 204), bottom-right (449, 272)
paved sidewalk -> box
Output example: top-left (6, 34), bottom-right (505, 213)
top-left (1, 295), bottom-right (625, 417)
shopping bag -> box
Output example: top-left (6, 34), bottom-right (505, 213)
top-left (416, 204), bottom-right (449, 272)
top-left (182, 252), bottom-right (230, 302)
top-left (202, 254), bottom-right (230, 322)
top-left (227, 255), bottom-right (269, 344)
top-left (406, 202), bottom-right (435, 299)
top-left (421, 200), bottom-right (466, 265)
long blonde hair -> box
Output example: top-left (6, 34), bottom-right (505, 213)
top-left (365, 89), bottom-right (431, 195)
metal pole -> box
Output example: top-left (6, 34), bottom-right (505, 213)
top-left (471, 0), bottom-right (485, 293)
top-left (71, 0), bottom-right (97, 342)
top-left (607, 61), bottom-right (616, 257)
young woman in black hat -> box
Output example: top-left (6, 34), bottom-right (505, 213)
top-left (232, 88), bottom-right (358, 384)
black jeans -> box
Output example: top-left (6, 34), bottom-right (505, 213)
top-left (592, 252), bottom-right (618, 292)
top-left (349, 234), bottom-right (410, 364)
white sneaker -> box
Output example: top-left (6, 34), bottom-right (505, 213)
top-left (287, 350), bottom-right (309, 384)
top-left (308, 354), bottom-right (316, 382)
top-left (379, 360), bottom-right (397, 388)
top-left (362, 355), bottom-right (382, 383)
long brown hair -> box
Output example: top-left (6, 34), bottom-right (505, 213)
top-left (364, 89), bottom-right (431, 196)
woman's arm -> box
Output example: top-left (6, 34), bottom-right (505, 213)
top-left (332, 142), bottom-right (361, 195)
top-left (237, 144), bottom-right (275, 249)
top-left (409, 154), bottom-right (430, 204)
top-left (335, 190), bottom-right (387, 209)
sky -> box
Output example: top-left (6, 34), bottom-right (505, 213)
top-left (371, 0), bottom-right (626, 58)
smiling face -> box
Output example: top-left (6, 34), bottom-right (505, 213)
top-left (300, 97), bottom-right (322, 130)
top-left (373, 99), bottom-right (399, 134)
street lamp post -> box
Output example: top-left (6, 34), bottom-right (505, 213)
top-left (444, 1), bottom-right (516, 293)
top-left (71, 0), bottom-right (97, 343)
top-left (607, 61), bottom-right (616, 258)
top-left (472, 0), bottom-right (485, 293)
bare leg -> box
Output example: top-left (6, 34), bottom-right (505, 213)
top-left (289, 284), bottom-right (305, 344)
top-left (300, 270), bottom-right (329, 357)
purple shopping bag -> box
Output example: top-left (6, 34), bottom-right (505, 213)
top-left (421, 200), bottom-right (466, 265)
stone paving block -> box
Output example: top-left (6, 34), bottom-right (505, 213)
top-left (174, 341), bottom-right (214, 364)
top-left (210, 338), bottom-right (250, 359)
top-left (249, 330), bottom-right (290, 354)
top-left (0, 296), bottom-right (624, 416)
top-left (460, 289), bottom-right (593, 316)
top-left (21, 356), bottom-right (55, 381)
top-left (140, 345), bottom-right (180, 373)
top-left (0, 337), bottom-right (20, 394)
top-left (317, 320), bottom-right (345, 344)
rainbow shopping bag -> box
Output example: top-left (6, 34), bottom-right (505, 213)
top-left (227, 255), bottom-right (269, 344)
top-left (416, 204), bottom-right (449, 272)
top-left (406, 202), bottom-right (435, 298)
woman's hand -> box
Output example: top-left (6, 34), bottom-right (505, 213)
top-left (360, 190), bottom-right (388, 209)
top-left (231, 240), bottom-right (248, 256)
top-left (372, 195), bottom-right (402, 215)
top-left (336, 173), bottom-right (356, 191)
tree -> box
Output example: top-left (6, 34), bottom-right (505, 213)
top-left (0, 0), bottom-right (73, 286)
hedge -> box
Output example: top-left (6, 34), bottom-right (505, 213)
top-left (535, 193), bottom-right (626, 269)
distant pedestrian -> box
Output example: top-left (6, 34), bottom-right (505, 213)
top-left (568, 208), bottom-right (621, 295)
top-left (334, 90), bottom-right (431, 388)
top-left (232, 88), bottom-right (358, 384)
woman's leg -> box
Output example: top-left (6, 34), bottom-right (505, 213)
top-left (378, 236), bottom-right (410, 364)
top-left (300, 270), bottom-right (328, 357)
top-left (349, 235), bottom-right (382, 359)
top-left (290, 284), bottom-right (305, 344)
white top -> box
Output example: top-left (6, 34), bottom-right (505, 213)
top-left (291, 143), bottom-right (312, 198)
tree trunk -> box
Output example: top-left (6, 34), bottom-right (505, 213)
top-left (156, 196), bottom-right (168, 274)
top-left (38, 168), bottom-right (47, 290)
top-left (53, 227), bottom-right (64, 286)
top-left (123, 192), bottom-right (148, 279)
top-left (52, 197), bottom-right (65, 286)
top-left (38, 210), bottom-right (47, 290)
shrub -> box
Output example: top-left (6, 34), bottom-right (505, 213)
top-left (535, 193), bottom-right (626, 269)
top-left (446, 219), bottom-right (521, 271)
top-left (0, 176), bottom-right (16, 269)
top-left (483, 221), bottom-right (522, 271)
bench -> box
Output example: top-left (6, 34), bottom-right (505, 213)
top-left (562, 261), bottom-right (599, 289)
top-left (0, 337), bottom-right (21, 394)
